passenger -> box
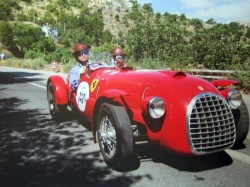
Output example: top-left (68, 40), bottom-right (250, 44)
top-left (111, 47), bottom-right (127, 68)
top-left (68, 43), bottom-right (91, 91)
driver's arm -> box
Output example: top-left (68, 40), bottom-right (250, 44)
top-left (68, 66), bottom-right (80, 91)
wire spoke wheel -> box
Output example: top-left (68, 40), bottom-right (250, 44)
top-left (47, 82), bottom-right (67, 122)
top-left (97, 103), bottom-right (134, 171)
top-left (99, 115), bottom-right (117, 158)
top-left (48, 83), bottom-right (56, 116)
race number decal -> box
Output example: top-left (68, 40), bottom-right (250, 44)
top-left (76, 82), bottom-right (89, 112)
top-left (90, 79), bottom-right (99, 92)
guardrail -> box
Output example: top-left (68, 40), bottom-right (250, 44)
top-left (186, 69), bottom-right (240, 80)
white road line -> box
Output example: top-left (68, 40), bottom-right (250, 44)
top-left (2, 72), bottom-right (46, 89)
top-left (27, 81), bottom-right (46, 89)
top-left (226, 149), bottom-right (250, 165)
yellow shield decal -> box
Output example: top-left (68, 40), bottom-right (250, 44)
top-left (90, 79), bottom-right (99, 92)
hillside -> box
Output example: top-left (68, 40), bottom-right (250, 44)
top-left (11, 0), bottom-right (131, 36)
top-left (1, 0), bottom-right (250, 91)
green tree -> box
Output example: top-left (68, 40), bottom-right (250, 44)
top-left (142, 3), bottom-right (154, 16)
top-left (126, 15), bottom-right (191, 65)
top-left (190, 18), bottom-right (203, 31)
top-left (0, 22), bottom-right (15, 48)
top-left (191, 24), bottom-right (243, 69)
top-left (10, 23), bottom-right (55, 56)
top-left (126, 0), bottom-right (143, 21)
top-left (0, 0), bottom-right (18, 21)
top-left (206, 18), bottom-right (216, 25)
top-left (179, 14), bottom-right (187, 24)
top-left (245, 27), bottom-right (250, 38)
top-left (226, 22), bottom-right (244, 41)
top-left (34, 37), bottom-right (56, 54)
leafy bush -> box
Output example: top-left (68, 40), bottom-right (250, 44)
top-left (128, 57), bottom-right (184, 71)
top-left (24, 50), bottom-right (44, 59)
top-left (29, 58), bottom-right (45, 70)
top-left (92, 43), bottom-right (113, 53)
top-left (43, 46), bottom-right (73, 65)
top-left (230, 60), bottom-right (250, 92)
top-left (0, 0), bottom-right (18, 21)
top-left (0, 22), bottom-right (15, 48)
top-left (10, 22), bottom-right (56, 57)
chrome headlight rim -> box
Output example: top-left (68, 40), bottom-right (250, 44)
top-left (227, 89), bottom-right (242, 109)
top-left (148, 97), bottom-right (166, 119)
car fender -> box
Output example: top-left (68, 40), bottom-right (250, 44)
top-left (47, 75), bottom-right (68, 105)
top-left (95, 89), bottom-right (129, 115)
top-left (210, 79), bottom-right (239, 98)
top-left (91, 89), bottom-right (129, 143)
top-left (210, 79), bottom-right (239, 87)
top-left (98, 89), bottom-right (129, 99)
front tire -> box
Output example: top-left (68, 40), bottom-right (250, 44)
top-left (47, 82), bottom-right (67, 122)
top-left (232, 100), bottom-right (249, 148)
top-left (97, 103), bottom-right (134, 171)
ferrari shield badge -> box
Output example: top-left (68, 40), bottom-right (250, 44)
top-left (76, 82), bottom-right (89, 112)
top-left (90, 79), bottom-right (99, 92)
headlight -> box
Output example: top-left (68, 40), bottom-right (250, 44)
top-left (227, 90), bottom-right (242, 109)
top-left (148, 97), bottom-right (166, 119)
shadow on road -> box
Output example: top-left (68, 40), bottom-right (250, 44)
top-left (136, 144), bottom-right (233, 172)
top-left (0, 97), bottom-right (146, 187)
top-left (0, 71), bottom-right (44, 85)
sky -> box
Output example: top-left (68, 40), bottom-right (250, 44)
top-left (137, 0), bottom-right (250, 23)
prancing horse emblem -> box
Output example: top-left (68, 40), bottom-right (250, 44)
top-left (90, 79), bottom-right (99, 92)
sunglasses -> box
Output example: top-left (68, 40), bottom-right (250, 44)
top-left (76, 49), bottom-right (90, 56)
top-left (114, 55), bottom-right (125, 60)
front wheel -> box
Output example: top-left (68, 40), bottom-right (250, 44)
top-left (232, 100), bottom-right (249, 148)
top-left (97, 103), bottom-right (134, 171)
top-left (47, 82), bottom-right (67, 122)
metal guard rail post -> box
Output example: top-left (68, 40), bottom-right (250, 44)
top-left (187, 69), bottom-right (241, 80)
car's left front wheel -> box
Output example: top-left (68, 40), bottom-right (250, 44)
top-left (47, 82), bottom-right (67, 122)
top-left (97, 103), bottom-right (135, 171)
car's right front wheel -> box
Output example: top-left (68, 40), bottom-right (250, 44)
top-left (97, 103), bottom-right (134, 171)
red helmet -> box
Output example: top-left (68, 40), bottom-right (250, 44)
top-left (111, 47), bottom-right (126, 56)
top-left (73, 43), bottom-right (90, 54)
top-left (73, 43), bottom-right (91, 61)
top-left (111, 47), bottom-right (127, 67)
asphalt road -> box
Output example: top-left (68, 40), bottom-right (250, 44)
top-left (0, 66), bottom-right (250, 187)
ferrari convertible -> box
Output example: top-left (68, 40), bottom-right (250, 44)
top-left (47, 52), bottom-right (249, 170)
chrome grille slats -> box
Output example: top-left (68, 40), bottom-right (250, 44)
top-left (187, 93), bottom-right (236, 154)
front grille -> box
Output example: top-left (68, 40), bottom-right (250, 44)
top-left (187, 93), bottom-right (236, 154)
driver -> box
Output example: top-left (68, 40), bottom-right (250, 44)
top-left (68, 43), bottom-right (91, 91)
top-left (111, 47), bottom-right (127, 68)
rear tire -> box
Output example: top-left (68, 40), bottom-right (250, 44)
top-left (232, 100), bottom-right (249, 148)
top-left (97, 103), bottom-right (135, 171)
top-left (47, 82), bottom-right (67, 122)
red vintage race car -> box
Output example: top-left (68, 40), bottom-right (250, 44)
top-left (47, 52), bottom-right (249, 171)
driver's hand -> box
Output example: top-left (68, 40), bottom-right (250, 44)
top-left (78, 66), bottom-right (87, 80)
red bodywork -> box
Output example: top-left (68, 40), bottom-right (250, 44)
top-left (48, 66), bottom-right (238, 155)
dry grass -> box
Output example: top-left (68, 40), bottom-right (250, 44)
top-left (3, 58), bottom-right (46, 70)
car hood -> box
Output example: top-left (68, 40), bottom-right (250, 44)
top-left (96, 68), bottom-right (221, 102)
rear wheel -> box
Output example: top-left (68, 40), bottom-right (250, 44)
top-left (232, 100), bottom-right (249, 148)
top-left (97, 103), bottom-right (134, 171)
top-left (47, 82), bottom-right (67, 122)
